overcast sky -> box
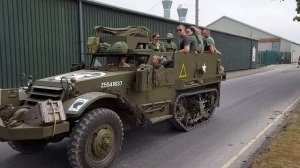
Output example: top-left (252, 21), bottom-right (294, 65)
top-left (94, 0), bottom-right (300, 43)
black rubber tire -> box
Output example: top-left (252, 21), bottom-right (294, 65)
top-left (68, 108), bottom-right (123, 168)
top-left (7, 140), bottom-right (47, 153)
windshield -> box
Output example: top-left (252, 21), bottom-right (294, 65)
top-left (90, 55), bottom-right (149, 70)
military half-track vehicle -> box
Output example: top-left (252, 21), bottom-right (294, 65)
top-left (0, 26), bottom-right (225, 168)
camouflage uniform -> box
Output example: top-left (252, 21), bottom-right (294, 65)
top-left (148, 42), bottom-right (166, 52)
top-left (163, 41), bottom-right (177, 52)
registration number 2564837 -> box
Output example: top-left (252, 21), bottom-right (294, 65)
top-left (101, 81), bottom-right (123, 88)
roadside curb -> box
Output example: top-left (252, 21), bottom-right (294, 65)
top-left (226, 66), bottom-right (276, 80)
top-left (241, 96), bottom-right (300, 168)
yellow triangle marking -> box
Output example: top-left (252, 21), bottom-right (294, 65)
top-left (179, 64), bottom-right (187, 78)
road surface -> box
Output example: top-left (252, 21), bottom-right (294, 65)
top-left (0, 64), bottom-right (299, 168)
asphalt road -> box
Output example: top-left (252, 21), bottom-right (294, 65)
top-left (0, 64), bottom-right (300, 168)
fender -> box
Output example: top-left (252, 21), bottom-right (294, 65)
top-left (63, 92), bottom-right (117, 118)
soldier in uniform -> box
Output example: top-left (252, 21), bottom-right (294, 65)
top-left (163, 33), bottom-right (177, 52)
top-left (188, 26), bottom-right (204, 53)
top-left (119, 57), bottom-right (130, 68)
top-left (177, 24), bottom-right (198, 53)
top-left (202, 28), bottom-right (221, 54)
top-left (151, 55), bottom-right (164, 69)
top-left (148, 32), bottom-right (166, 52)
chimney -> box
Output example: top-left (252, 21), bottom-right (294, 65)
top-left (162, 0), bottom-right (172, 19)
top-left (177, 4), bottom-right (188, 22)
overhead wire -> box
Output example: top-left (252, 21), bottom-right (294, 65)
top-left (147, 0), bottom-right (163, 12)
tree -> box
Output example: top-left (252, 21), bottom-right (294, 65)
top-left (280, 0), bottom-right (300, 21)
top-left (294, 0), bottom-right (300, 21)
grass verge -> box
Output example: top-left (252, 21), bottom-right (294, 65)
top-left (251, 108), bottom-right (300, 168)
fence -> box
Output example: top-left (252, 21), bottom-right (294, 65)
top-left (257, 51), bottom-right (291, 67)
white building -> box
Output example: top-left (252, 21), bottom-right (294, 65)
top-left (207, 16), bottom-right (300, 62)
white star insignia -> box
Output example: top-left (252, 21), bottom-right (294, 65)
top-left (202, 63), bottom-right (207, 73)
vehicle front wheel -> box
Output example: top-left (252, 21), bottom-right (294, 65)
top-left (68, 108), bottom-right (123, 168)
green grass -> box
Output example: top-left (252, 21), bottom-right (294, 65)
top-left (251, 108), bottom-right (300, 168)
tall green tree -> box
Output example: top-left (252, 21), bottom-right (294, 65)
top-left (294, 0), bottom-right (300, 21)
top-left (280, 0), bottom-right (300, 21)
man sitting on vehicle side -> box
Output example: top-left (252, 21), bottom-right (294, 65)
top-left (202, 28), bottom-right (221, 54)
top-left (186, 27), bottom-right (200, 53)
top-left (190, 26), bottom-right (204, 54)
top-left (177, 24), bottom-right (198, 53)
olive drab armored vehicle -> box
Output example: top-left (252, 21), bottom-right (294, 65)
top-left (0, 26), bottom-right (225, 168)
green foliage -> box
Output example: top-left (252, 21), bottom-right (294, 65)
top-left (294, 0), bottom-right (300, 21)
top-left (279, 0), bottom-right (300, 22)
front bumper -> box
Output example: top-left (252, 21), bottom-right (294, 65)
top-left (0, 119), bottom-right (69, 141)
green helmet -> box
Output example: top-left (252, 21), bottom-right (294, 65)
top-left (105, 41), bottom-right (128, 54)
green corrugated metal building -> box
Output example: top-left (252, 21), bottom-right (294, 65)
top-left (0, 0), bottom-right (257, 88)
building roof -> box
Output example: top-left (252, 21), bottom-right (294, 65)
top-left (207, 16), bottom-right (300, 45)
top-left (83, 1), bottom-right (258, 41)
top-left (84, 0), bottom-right (186, 25)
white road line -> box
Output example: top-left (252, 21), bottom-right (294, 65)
top-left (221, 96), bottom-right (300, 168)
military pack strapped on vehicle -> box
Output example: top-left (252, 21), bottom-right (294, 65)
top-left (87, 37), bottom-right (100, 53)
top-left (93, 26), bottom-right (151, 39)
top-left (105, 41), bottom-right (128, 54)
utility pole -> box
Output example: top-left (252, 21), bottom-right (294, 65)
top-left (195, 0), bottom-right (199, 26)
